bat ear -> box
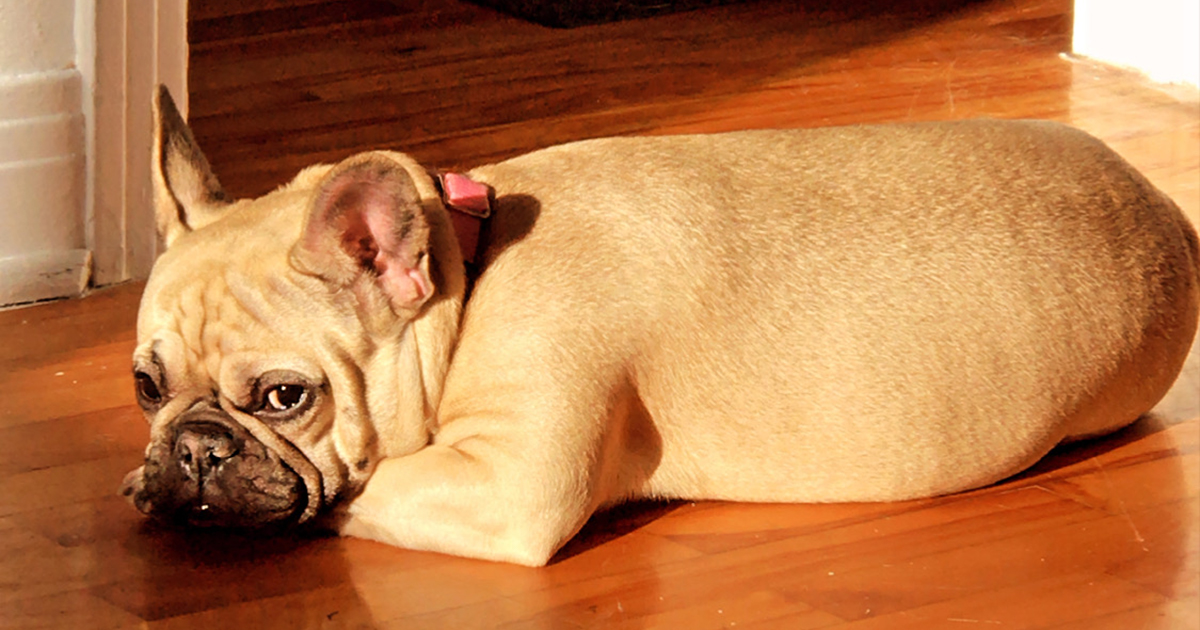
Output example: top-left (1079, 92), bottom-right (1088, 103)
top-left (152, 84), bottom-right (232, 248)
top-left (290, 153), bottom-right (435, 317)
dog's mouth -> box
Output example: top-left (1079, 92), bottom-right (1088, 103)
top-left (123, 410), bottom-right (320, 531)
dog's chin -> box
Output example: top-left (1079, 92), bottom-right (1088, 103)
top-left (171, 495), bottom-right (308, 531)
top-left (130, 465), bottom-right (311, 532)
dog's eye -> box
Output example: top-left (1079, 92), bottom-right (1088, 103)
top-left (264, 384), bottom-right (307, 412)
top-left (134, 371), bottom-right (162, 405)
top-left (251, 371), bottom-right (318, 420)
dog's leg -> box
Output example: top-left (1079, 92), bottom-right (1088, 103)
top-left (338, 384), bottom-right (629, 565)
top-left (338, 351), bottom-right (660, 565)
top-left (339, 445), bottom-right (568, 566)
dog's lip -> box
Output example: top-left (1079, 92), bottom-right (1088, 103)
top-left (180, 501), bottom-right (223, 527)
top-left (239, 425), bottom-right (325, 524)
top-left (179, 502), bottom-right (303, 528)
top-left (176, 474), bottom-right (310, 529)
top-left (248, 431), bottom-right (324, 524)
top-left (193, 407), bottom-right (326, 524)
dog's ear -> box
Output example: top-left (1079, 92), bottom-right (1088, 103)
top-left (290, 153), bottom-right (434, 317)
top-left (152, 84), bottom-right (232, 248)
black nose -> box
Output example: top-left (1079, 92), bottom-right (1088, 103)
top-left (173, 422), bottom-right (238, 481)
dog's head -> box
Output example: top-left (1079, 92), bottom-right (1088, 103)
top-left (120, 87), bottom-right (465, 529)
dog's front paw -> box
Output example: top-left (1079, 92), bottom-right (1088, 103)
top-left (118, 466), bottom-right (150, 512)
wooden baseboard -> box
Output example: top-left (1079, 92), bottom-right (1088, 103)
top-left (464, 0), bottom-right (743, 27)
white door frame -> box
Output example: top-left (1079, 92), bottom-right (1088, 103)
top-left (86, 0), bottom-right (188, 286)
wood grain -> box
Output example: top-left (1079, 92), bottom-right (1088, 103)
top-left (2, 0), bottom-right (1197, 627)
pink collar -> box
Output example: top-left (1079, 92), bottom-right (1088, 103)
top-left (432, 171), bottom-right (492, 265)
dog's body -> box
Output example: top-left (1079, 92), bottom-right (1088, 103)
top-left (123, 87), bottom-right (1199, 565)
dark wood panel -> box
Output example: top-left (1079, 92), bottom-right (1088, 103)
top-left (186, 0), bottom-right (1071, 197)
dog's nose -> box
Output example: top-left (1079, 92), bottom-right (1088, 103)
top-left (173, 422), bottom-right (238, 481)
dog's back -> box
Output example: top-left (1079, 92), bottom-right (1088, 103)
top-left (461, 120), bottom-right (1199, 505)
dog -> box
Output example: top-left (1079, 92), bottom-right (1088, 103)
top-left (120, 86), bottom-right (1199, 566)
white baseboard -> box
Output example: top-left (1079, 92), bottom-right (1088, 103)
top-left (0, 249), bottom-right (92, 307)
top-left (0, 68), bottom-right (88, 307)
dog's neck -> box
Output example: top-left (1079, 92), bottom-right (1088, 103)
top-left (430, 170), bottom-right (492, 267)
top-left (386, 170), bottom-right (490, 450)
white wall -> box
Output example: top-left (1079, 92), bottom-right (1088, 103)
top-left (1074, 0), bottom-right (1200, 87)
top-left (0, 0), bottom-right (90, 305)
top-left (0, 0), bottom-right (188, 307)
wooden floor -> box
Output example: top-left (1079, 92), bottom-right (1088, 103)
top-left (3, 0), bottom-right (1199, 627)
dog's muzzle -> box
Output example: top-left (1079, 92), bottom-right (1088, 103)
top-left (124, 405), bottom-right (321, 530)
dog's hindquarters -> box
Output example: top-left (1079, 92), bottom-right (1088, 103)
top-left (1060, 184), bottom-right (1200, 441)
top-left (471, 122), bottom-right (1200, 507)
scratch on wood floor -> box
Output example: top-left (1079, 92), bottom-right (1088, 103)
top-left (1091, 457), bottom-right (1149, 552)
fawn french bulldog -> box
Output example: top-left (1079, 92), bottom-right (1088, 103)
top-left (121, 86), bottom-right (1198, 565)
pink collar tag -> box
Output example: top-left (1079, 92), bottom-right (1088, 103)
top-left (434, 171), bottom-right (492, 265)
top-left (439, 172), bottom-right (493, 218)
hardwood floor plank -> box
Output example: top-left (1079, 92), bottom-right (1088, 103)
top-left (143, 584), bottom-right (376, 629)
top-left (0, 406), bottom-right (146, 476)
top-left (0, 456), bottom-right (138, 519)
top-left (0, 282), bottom-right (140, 368)
top-left (833, 572), bottom-right (1169, 629)
top-left (1048, 599), bottom-right (1200, 630)
top-left (6, 590), bottom-right (142, 630)
top-left (1, 346), bottom-right (138, 430)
